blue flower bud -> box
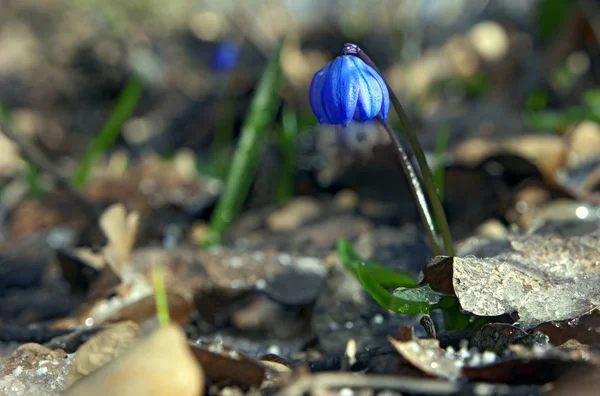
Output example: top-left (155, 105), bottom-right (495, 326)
top-left (309, 55), bottom-right (389, 126)
top-left (211, 40), bottom-right (239, 73)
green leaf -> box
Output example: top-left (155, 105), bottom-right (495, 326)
top-left (336, 239), bottom-right (417, 288)
top-left (205, 40), bottom-right (284, 246)
top-left (393, 285), bottom-right (441, 305)
top-left (357, 263), bottom-right (430, 315)
top-left (72, 76), bottom-right (143, 187)
top-left (525, 111), bottom-right (566, 132)
top-left (433, 123), bottom-right (448, 204)
top-left (275, 106), bottom-right (297, 206)
top-left (536, 0), bottom-right (573, 39)
top-left (584, 89), bottom-right (600, 109)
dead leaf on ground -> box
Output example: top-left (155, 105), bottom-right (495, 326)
top-left (63, 324), bottom-right (203, 396)
top-left (463, 342), bottom-right (600, 385)
top-left (83, 154), bottom-right (221, 216)
top-left (65, 321), bottom-right (141, 388)
top-left (387, 331), bottom-right (463, 381)
top-left (99, 203), bottom-right (139, 275)
top-left (102, 289), bottom-right (193, 325)
top-left (188, 342), bottom-right (265, 388)
top-left (534, 310), bottom-right (600, 346)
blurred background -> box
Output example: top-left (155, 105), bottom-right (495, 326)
top-left (0, 0), bottom-right (599, 243)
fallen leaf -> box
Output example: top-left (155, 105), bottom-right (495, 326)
top-left (99, 203), bottom-right (139, 275)
top-left (387, 334), bottom-right (462, 381)
top-left (188, 342), bottom-right (265, 388)
top-left (534, 311), bottom-right (600, 345)
top-left (65, 321), bottom-right (141, 387)
top-left (63, 324), bottom-right (203, 396)
top-left (102, 289), bottom-right (193, 325)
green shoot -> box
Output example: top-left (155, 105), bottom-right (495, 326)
top-left (433, 123), bottom-right (449, 204)
top-left (338, 238), bottom-right (479, 330)
top-left (0, 103), bottom-right (44, 199)
top-left (25, 159), bottom-right (43, 199)
top-left (275, 106), bottom-right (297, 206)
top-left (337, 239), bottom-right (417, 288)
top-left (210, 77), bottom-right (236, 179)
top-left (72, 76), bottom-right (143, 187)
top-left (204, 40), bottom-right (283, 246)
top-left (152, 263), bottom-right (170, 327)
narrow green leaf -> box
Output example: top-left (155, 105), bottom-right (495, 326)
top-left (205, 40), bottom-right (284, 246)
top-left (275, 106), bottom-right (297, 206)
top-left (584, 89), bottom-right (600, 109)
top-left (152, 263), bottom-right (170, 327)
top-left (336, 239), bottom-right (417, 288)
top-left (72, 76), bottom-right (143, 187)
top-left (25, 159), bottom-right (43, 199)
top-left (357, 263), bottom-right (430, 315)
top-left (0, 103), bottom-right (43, 199)
top-left (536, 0), bottom-right (573, 39)
top-left (393, 285), bottom-right (441, 305)
top-left (210, 77), bottom-right (235, 179)
top-left (433, 123), bottom-right (448, 203)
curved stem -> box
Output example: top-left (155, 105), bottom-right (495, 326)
top-left (344, 43), bottom-right (454, 255)
top-left (377, 119), bottom-right (440, 256)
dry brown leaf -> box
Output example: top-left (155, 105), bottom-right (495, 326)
top-left (65, 321), bottom-right (141, 388)
top-left (63, 325), bottom-right (203, 396)
top-left (188, 342), bottom-right (265, 388)
top-left (388, 335), bottom-right (462, 381)
top-left (100, 203), bottom-right (140, 275)
top-left (103, 290), bottom-right (193, 325)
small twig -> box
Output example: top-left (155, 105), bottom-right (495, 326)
top-left (0, 119), bottom-right (100, 220)
top-left (276, 373), bottom-right (459, 396)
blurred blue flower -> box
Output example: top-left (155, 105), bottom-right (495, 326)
top-left (309, 55), bottom-right (389, 126)
top-left (211, 40), bottom-right (239, 73)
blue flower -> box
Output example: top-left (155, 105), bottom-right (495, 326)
top-left (211, 40), bottom-right (239, 73)
top-left (309, 55), bottom-right (389, 126)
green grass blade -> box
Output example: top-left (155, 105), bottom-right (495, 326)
top-left (433, 122), bottom-right (448, 204)
top-left (152, 263), bottom-right (170, 327)
top-left (0, 102), bottom-right (43, 199)
top-left (204, 41), bottom-right (284, 246)
top-left (210, 77), bottom-right (235, 179)
top-left (25, 159), bottom-right (43, 199)
top-left (336, 239), bottom-right (417, 288)
top-left (275, 106), bottom-right (297, 206)
top-left (72, 76), bottom-right (143, 187)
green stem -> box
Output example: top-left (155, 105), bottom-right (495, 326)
top-left (433, 122), bottom-right (449, 203)
top-left (152, 264), bottom-right (170, 327)
top-left (345, 44), bottom-right (454, 256)
top-left (205, 40), bottom-right (283, 246)
top-left (275, 106), bottom-right (297, 206)
top-left (72, 76), bottom-right (143, 188)
top-left (210, 76), bottom-right (235, 179)
top-left (377, 119), bottom-right (441, 256)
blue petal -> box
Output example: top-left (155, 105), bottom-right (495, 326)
top-left (322, 57), bottom-right (359, 126)
top-left (211, 40), bottom-right (239, 73)
top-left (350, 57), bottom-right (379, 121)
top-left (308, 54), bottom-right (388, 126)
top-left (309, 63), bottom-right (330, 123)
top-left (369, 66), bottom-right (390, 121)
